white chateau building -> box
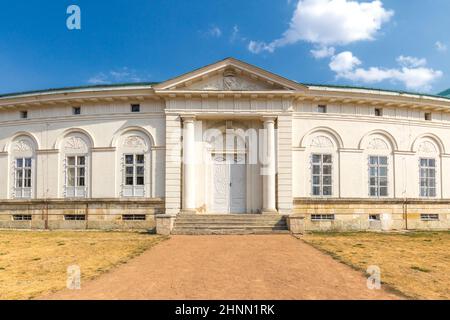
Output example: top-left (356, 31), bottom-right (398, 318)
top-left (0, 58), bottom-right (449, 234)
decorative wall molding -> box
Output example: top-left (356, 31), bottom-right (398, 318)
top-left (310, 136), bottom-right (334, 149)
top-left (418, 141), bottom-right (437, 154)
top-left (367, 138), bottom-right (389, 151)
top-left (64, 136), bottom-right (87, 152)
top-left (123, 136), bottom-right (147, 149)
top-left (13, 140), bottom-right (33, 152)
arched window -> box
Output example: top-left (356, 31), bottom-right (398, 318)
top-left (60, 132), bottom-right (92, 198)
top-left (117, 130), bottom-right (153, 198)
top-left (305, 134), bottom-right (340, 197)
top-left (361, 135), bottom-right (394, 198)
top-left (413, 137), bottom-right (442, 198)
top-left (9, 135), bottom-right (37, 199)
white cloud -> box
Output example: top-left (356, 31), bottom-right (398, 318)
top-left (396, 55), bottom-right (427, 68)
top-left (329, 51), bottom-right (361, 72)
top-left (202, 26), bottom-right (222, 38)
top-left (435, 41), bottom-right (447, 52)
top-left (230, 25), bottom-right (247, 43)
top-left (248, 41), bottom-right (275, 54)
top-left (329, 52), bottom-right (443, 91)
top-left (88, 67), bottom-right (150, 85)
top-left (311, 46), bottom-right (336, 59)
top-left (249, 0), bottom-right (394, 53)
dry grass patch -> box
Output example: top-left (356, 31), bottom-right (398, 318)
top-left (302, 232), bottom-right (450, 300)
top-left (0, 231), bottom-right (166, 300)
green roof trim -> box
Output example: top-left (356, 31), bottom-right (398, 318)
top-left (0, 79), bottom-right (449, 102)
top-left (302, 83), bottom-right (450, 101)
top-left (0, 82), bottom-right (159, 99)
top-left (438, 88), bottom-right (450, 97)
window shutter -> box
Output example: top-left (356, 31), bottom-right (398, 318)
top-left (120, 154), bottom-right (124, 197)
top-left (11, 159), bottom-right (16, 199)
top-left (367, 155), bottom-right (371, 197)
top-left (143, 154), bottom-right (147, 197)
top-left (63, 157), bottom-right (67, 198)
top-left (308, 154), bottom-right (313, 196)
top-left (84, 155), bottom-right (88, 198)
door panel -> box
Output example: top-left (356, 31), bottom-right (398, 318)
top-left (230, 155), bottom-right (247, 213)
top-left (212, 155), bottom-right (229, 213)
top-left (212, 154), bottom-right (246, 214)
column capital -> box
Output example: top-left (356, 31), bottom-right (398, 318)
top-left (180, 114), bottom-right (196, 122)
top-left (261, 116), bottom-right (277, 123)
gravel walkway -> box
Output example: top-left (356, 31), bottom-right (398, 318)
top-left (45, 235), bottom-right (399, 300)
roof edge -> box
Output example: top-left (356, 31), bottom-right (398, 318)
top-left (0, 82), bottom-right (158, 100)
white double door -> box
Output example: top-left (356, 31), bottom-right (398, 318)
top-left (212, 154), bottom-right (247, 214)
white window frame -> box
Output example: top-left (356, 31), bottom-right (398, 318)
top-left (14, 157), bottom-right (33, 199)
top-left (369, 155), bottom-right (389, 198)
top-left (123, 154), bottom-right (145, 197)
top-left (65, 155), bottom-right (87, 198)
top-left (419, 158), bottom-right (437, 198)
top-left (420, 214), bottom-right (439, 221)
top-left (311, 154), bottom-right (333, 197)
top-left (311, 214), bottom-right (335, 221)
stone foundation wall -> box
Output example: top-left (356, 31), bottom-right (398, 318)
top-left (0, 199), bottom-right (164, 231)
top-left (294, 198), bottom-right (450, 232)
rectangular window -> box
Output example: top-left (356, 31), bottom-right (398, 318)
top-left (15, 158), bottom-right (32, 198)
top-left (312, 154), bottom-right (333, 196)
top-left (420, 214), bottom-right (439, 221)
top-left (131, 104), bottom-right (141, 113)
top-left (12, 214), bottom-right (32, 221)
top-left (369, 214), bottom-right (381, 221)
top-left (66, 156), bottom-right (86, 198)
top-left (123, 154), bottom-right (145, 197)
top-left (420, 158), bottom-right (436, 197)
top-left (375, 108), bottom-right (383, 117)
top-left (72, 106), bottom-right (81, 115)
top-left (424, 113), bottom-right (432, 121)
top-left (369, 156), bottom-right (389, 197)
top-left (20, 111), bottom-right (28, 119)
top-left (122, 214), bottom-right (146, 221)
top-left (64, 215), bottom-right (86, 221)
top-left (317, 105), bottom-right (327, 113)
top-left (311, 214), bottom-right (335, 221)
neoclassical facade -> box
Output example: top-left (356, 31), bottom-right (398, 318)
top-left (0, 58), bottom-right (449, 232)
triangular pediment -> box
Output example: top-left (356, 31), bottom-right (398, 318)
top-left (154, 58), bottom-right (306, 92)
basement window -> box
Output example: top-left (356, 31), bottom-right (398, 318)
top-left (20, 111), bottom-right (28, 119)
top-left (374, 108), bottom-right (383, 117)
top-left (317, 105), bottom-right (327, 113)
top-left (131, 104), bottom-right (141, 113)
top-left (72, 106), bottom-right (81, 115)
top-left (122, 214), bottom-right (146, 221)
top-left (311, 214), bottom-right (335, 221)
top-left (420, 214), bottom-right (439, 221)
top-left (369, 214), bottom-right (381, 221)
top-left (64, 215), bottom-right (86, 221)
top-left (12, 214), bottom-right (32, 221)
top-left (424, 113), bottom-right (432, 121)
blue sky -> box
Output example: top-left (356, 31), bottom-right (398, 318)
top-left (0, 0), bottom-right (449, 95)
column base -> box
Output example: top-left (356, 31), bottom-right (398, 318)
top-left (261, 209), bottom-right (279, 215)
top-left (179, 209), bottom-right (197, 215)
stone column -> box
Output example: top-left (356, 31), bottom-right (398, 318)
top-left (181, 115), bottom-right (196, 214)
top-left (262, 117), bottom-right (277, 214)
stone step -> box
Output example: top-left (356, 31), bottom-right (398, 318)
top-left (172, 229), bottom-right (290, 235)
top-left (176, 218), bottom-right (286, 222)
top-left (172, 214), bottom-right (289, 235)
top-left (175, 222), bottom-right (286, 227)
top-left (174, 224), bottom-right (287, 229)
top-left (175, 216), bottom-right (287, 221)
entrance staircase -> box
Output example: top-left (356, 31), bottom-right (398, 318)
top-left (172, 214), bottom-right (289, 235)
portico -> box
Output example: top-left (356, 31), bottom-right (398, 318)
top-left (178, 115), bottom-right (279, 215)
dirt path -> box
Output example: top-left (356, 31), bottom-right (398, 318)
top-left (44, 235), bottom-right (400, 300)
